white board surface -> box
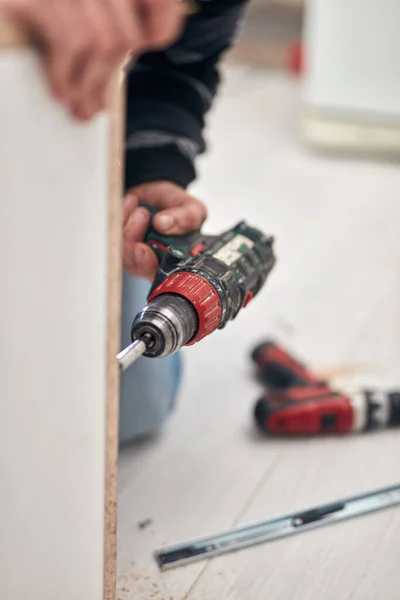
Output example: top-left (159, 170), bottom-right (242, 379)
top-left (0, 29), bottom-right (120, 600)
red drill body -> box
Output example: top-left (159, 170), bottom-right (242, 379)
top-left (251, 341), bottom-right (324, 388)
top-left (251, 341), bottom-right (400, 436)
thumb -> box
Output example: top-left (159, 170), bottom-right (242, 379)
top-left (153, 200), bottom-right (207, 235)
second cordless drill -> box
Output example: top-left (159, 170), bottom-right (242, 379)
top-left (251, 341), bottom-right (400, 436)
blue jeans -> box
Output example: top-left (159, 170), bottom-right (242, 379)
top-left (119, 273), bottom-right (182, 444)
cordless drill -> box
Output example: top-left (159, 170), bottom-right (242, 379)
top-left (117, 204), bottom-right (276, 371)
top-left (251, 341), bottom-right (400, 436)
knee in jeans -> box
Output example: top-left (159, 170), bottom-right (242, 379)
top-left (118, 353), bottom-right (182, 444)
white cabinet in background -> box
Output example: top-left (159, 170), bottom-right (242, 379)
top-left (301, 0), bottom-right (400, 157)
top-left (0, 19), bottom-right (122, 600)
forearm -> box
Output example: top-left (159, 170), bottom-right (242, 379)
top-left (124, 0), bottom-right (249, 192)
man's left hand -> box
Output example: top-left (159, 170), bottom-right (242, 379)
top-left (123, 181), bottom-right (208, 281)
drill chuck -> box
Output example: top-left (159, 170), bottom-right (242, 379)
top-left (131, 294), bottom-right (198, 358)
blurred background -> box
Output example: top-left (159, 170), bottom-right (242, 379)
top-left (118, 2), bottom-right (400, 599)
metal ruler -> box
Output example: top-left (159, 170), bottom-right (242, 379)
top-left (155, 483), bottom-right (400, 570)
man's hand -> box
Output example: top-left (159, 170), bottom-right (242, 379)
top-left (123, 181), bottom-right (208, 281)
top-left (0, 0), bottom-right (184, 120)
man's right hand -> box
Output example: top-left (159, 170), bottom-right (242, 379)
top-left (0, 0), bottom-right (184, 120)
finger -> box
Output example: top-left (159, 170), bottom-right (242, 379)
top-left (137, 0), bottom-right (184, 50)
top-left (70, 0), bottom-right (135, 118)
top-left (123, 242), bottom-right (159, 281)
top-left (123, 206), bottom-right (151, 248)
top-left (49, 40), bottom-right (91, 107)
top-left (132, 183), bottom-right (185, 211)
top-left (123, 193), bottom-right (139, 227)
top-left (80, 0), bottom-right (144, 114)
top-left (14, 1), bottom-right (76, 102)
top-left (107, 0), bottom-right (144, 50)
top-left (153, 200), bottom-right (207, 235)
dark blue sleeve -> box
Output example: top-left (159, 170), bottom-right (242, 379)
top-left (124, 0), bottom-right (248, 191)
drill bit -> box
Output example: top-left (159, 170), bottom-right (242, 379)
top-left (117, 339), bottom-right (147, 372)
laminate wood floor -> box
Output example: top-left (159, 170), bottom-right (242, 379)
top-left (117, 66), bottom-right (400, 600)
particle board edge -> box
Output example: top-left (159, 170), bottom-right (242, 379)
top-left (104, 73), bottom-right (125, 600)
